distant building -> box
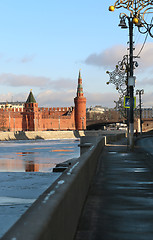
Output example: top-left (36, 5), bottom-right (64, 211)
top-left (0, 102), bottom-right (24, 111)
top-left (142, 108), bottom-right (153, 118)
top-left (86, 105), bottom-right (119, 121)
top-left (86, 106), bottom-right (107, 114)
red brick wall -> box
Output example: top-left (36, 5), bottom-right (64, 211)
top-left (0, 102), bottom-right (85, 132)
top-left (37, 109), bottom-right (75, 131)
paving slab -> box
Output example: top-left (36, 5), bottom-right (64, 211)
top-left (74, 138), bottom-right (153, 240)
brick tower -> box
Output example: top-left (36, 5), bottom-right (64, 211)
top-left (24, 90), bottom-right (38, 131)
top-left (74, 71), bottom-right (86, 130)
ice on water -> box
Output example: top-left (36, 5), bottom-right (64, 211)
top-left (0, 139), bottom-right (79, 237)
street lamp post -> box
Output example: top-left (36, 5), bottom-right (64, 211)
top-left (136, 89), bottom-right (144, 134)
top-left (128, 14), bottom-right (135, 149)
top-left (109, 0), bottom-right (153, 149)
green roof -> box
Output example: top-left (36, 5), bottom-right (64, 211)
top-left (26, 90), bottom-right (36, 103)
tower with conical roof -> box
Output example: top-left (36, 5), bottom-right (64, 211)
top-left (25, 90), bottom-right (38, 111)
top-left (24, 90), bottom-right (38, 131)
top-left (74, 71), bottom-right (86, 130)
top-left (26, 90), bottom-right (36, 104)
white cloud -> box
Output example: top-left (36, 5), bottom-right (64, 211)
top-left (0, 89), bottom-right (76, 107)
top-left (0, 92), bottom-right (27, 103)
top-left (0, 73), bottom-right (78, 107)
top-left (0, 73), bottom-right (76, 90)
top-left (37, 90), bottom-right (119, 108)
top-left (85, 42), bottom-right (153, 72)
top-left (49, 78), bottom-right (76, 90)
top-left (136, 76), bottom-right (153, 86)
top-left (136, 42), bottom-right (153, 69)
top-left (37, 89), bottom-right (76, 107)
top-left (86, 92), bottom-right (119, 108)
top-left (0, 73), bottom-right (50, 87)
top-left (85, 45), bottom-right (127, 69)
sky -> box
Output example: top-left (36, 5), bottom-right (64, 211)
top-left (0, 0), bottom-right (153, 108)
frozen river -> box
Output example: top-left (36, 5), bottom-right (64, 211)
top-left (0, 138), bottom-right (80, 172)
top-left (0, 138), bottom-right (80, 238)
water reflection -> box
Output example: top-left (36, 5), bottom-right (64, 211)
top-left (17, 152), bottom-right (37, 155)
top-left (25, 161), bottom-right (39, 172)
top-left (0, 139), bottom-right (80, 172)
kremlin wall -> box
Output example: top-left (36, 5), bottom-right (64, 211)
top-left (0, 71), bottom-right (86, 132)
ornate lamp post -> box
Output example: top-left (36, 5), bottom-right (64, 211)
top-left (136, 89), bottom-right (144, 134)
top-left (109, 0), bottom-right (153, 149)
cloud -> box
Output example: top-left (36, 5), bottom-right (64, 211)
top-left (0, 92), bottom-right (27, 102)
top-left (37, 89), bottom-right (76, 107)
top-left (0, 73), bottom-right (50, 87)
top-left (0, 73), bottom-right (78, 107)
top-left (36, 90), bottom-right (153, 109)
top-left (136, 42), bottom-right (153, 69)
top-left (49, 78), bottom-right (76, 90)
top-left (85, 45), bottom-right (127, 69)
top-left (36, 90), bottom-right (119, 108)
top-left (85, 42), bottom-right (153, 71)
top-left (86, 92), bottom-right (119, 108)
top-left (0, 73), bottom-right (76, 90)
top-left (142, 92), bottom-right (153, 107)
top-left (136, 76), bottom-right (153, 86)
top-left (1, 88), bottom-right (152, 109)
top-left (0, 88), bottom-right (119, 109)
top-left (0, 89), bottom-right (76, 107)
top-left (20, 55), bottom-right (35, 63)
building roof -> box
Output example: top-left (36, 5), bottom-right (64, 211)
top-left (26, 90), bottom-right (36, 103)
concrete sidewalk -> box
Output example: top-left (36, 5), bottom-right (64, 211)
top-left (74, 138), bottom-right (153, 240)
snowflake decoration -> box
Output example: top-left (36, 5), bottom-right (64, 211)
top-left (106, 65), bottom-right (127, 95)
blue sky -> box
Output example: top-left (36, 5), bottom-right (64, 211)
top-left (0, 0), bottom-right (153, 108)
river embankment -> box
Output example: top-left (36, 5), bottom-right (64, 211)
top-left (0, 130), bottom-right (126, 141)
top-left (0, 130), bottom-right (87, 141)
top-left (0, 130), bottom-right (82, 141)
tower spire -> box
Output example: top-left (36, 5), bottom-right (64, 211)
top-left (77, 70), bottom-right (84, 97)
top-left (78, 69), bottom-right (81, 79)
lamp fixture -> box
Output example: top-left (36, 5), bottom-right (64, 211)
top-left (118, 17), bottom-right (128, 28)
